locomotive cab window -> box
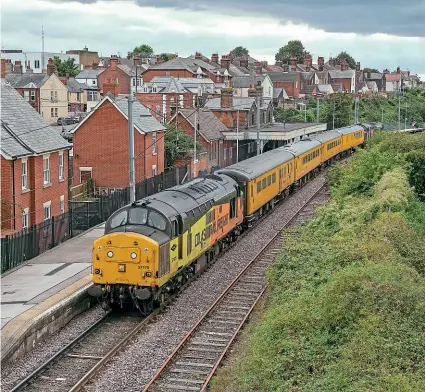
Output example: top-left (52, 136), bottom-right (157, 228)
top-left (109, 209), bottom-right (128, 228)
top-left (230, 197), bottom-right (236, 219)
top-left (129, 207), bottom-right (148, 225)
top-left (171, 220), bottom-right (178, 237)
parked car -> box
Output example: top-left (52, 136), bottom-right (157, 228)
top-left (60, 130), bottom-right (73, 143)
top-left (57, 117), bottom-right (77, 125)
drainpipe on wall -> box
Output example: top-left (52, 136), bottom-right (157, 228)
top-left (12, 159), bottom-right (16, 230)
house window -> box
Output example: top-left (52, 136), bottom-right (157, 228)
top-left (24, 91), bottom-right (30, 101)
top-left (132, 78), bottom-right (136, 86)
top-left (30, 91), bottom-right (36, 101)
top-left (229, 147), bottom-right (232, 159)
top-left (166, 72), bottom-right (171, 77)
top-left (43, 155), bottom-right (50, 184)
top-left (55, 108), bottom-right (58, 117)
top-left (22, 208), bottom-right (29, 229)
top-left (34, 60), bottom-right (40, 69)
top-left (43, 201), bottom-right (51, 221)
top-left (88, 90), bottom-right (97, 101)
top-left (152, 85), bottom-right (157, 93)
top-left (179, 94), bottom-right (184, 108)
top-left (21, 159), bottom-right (28, 189)
top-left (51, 108), bottom-right (54, 117)
top-left (55, 91), bottom-right (58, 100)
top-left (224, 148), bottom-right (227, 160)
top-left (143, 85), bottom-right (149, 93)
top-left (60, 195), bottom-right (65, 215)
top-left (152, 164), bottom-right (157, 177)
top-left (76, 92), bottom-right (80, 101)
top-left (59, 151), bottom-right (64, 180)
top-left (92, 80), bottom-right (96, 85)
top-left (152, 132), bottom-right (157, 155)
top-left (155, 105), bottom-right (161, 115)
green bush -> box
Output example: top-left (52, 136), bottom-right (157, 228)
top-left (212, 132), bottom-right (425, 392)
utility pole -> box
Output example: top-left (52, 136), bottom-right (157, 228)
top-left (256, 92), bottom-right (261, 155)
top-left (236, 109), bottom-right (239, 163)
top-left (194, 106), bottom-right (198, 178)
top-left (354, 95), bottom-right (359, 124)
top-left (316, 97), bottom-right (320, 123)
top-left (405, 100), bottom-right (407, 130)
top-left (398, 89), bottom-right (401, 130)
top-left (128, 91), bottom-right (136, 203)
top-left (381, 107), bottom-right (384, 123)
top-left (41, 24), bottom-right (45, 72)
top-left (304, 98), bottom-right (307, 122)
top-left (332, 100), bottom-right (336, 130)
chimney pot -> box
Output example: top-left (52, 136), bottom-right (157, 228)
top-left (221, 55), bottom-right (231, 70)
top-left (211, 53), bottom-right (219, 64)
top-left (110, 55), bottom-right (118, 71)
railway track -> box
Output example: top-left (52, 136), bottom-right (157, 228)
top-left (9, 180), bottom-right (329, 392)
top-left (142, 184), bottom-right (330, 392)
top-left (10, 312), bottom-right (152, 392)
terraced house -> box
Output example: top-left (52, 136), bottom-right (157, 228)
top-left (0, 81), bottom-right (71, 233)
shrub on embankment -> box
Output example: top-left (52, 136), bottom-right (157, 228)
top-left (211, 131), bottom-right (425, 392)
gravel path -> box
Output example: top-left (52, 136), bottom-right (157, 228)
top-left (1, 305), bottom-right (105, 392)
top-left (85, 174), bottom-right (327, 392)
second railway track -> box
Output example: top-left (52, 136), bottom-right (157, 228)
top-left (142, 183), bottom-right (330, 392)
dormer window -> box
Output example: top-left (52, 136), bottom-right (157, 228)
top-left (152, 84), bottom-right (158, 93)
top-left (143, 85), bottom-right (149, 93)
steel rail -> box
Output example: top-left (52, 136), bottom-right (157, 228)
top-left (142, 182), bottom-right (328, 392)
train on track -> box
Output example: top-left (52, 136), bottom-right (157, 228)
top-left (88, 124), bottom-right (368, 313)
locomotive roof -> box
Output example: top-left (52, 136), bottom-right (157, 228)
top-left (280, 139), bottom-right (321, 156)
top-left (216, 148), bottom-right (294, 181)
top-left (136, 174), bottom-right (238, 219)
top-left (310, 131), bottom-right (341, 143)
top-left (335, 125), bottom-right (364, 135)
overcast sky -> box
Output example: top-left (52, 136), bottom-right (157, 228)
top-left (2, 0), bottom-right (425, 78)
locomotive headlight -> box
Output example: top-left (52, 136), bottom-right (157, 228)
top-left (118, 264), bottom-right (126, 272)
top-left (94, 268), bottom-right (102, 275)
top-left (130, 252), bottom-right (137, 260)
top-left (107, 251), bottom-right (114, 258)
top-left (145, 272), bottom-right (152, 277)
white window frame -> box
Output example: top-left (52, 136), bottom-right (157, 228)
top-left (43, 200), bottom-right (51, 221)
top-left (152, 132), bottom-right (157, 155)
top-left (60, 195), bottom-right (65, 215)
top-left (24, 90), bottom-right (30, 101)
top-left (30, 90), bottom-right (36, 101)
top-left (22, 207), bottom-right (29, 229)
top-left (51, 107), bottom-right (54, 117)
top-left (58, 151), bottom-right (64, 180)
top-left (21, 158), bottom-right (28, 189)
top-left (34, 60), bottom-right (40, 69)
top-left (54, 108), bottom-right (58, 117)
top-left (152, 164), bottom-right (157, 177)
top-left (43, 155), bottom-right (50, 184)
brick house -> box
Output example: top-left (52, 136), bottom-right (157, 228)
top-left (1, 81), bottom-right (71, 233)
top-left (329, 61), bottom-right (356, 92)
top-left (267, 72), bottom-right (302, 98)
top-left (205, 87), bottom-right (274, 129)
top-left (97, 55), bottom-right (141, 97)
top-left (136, 77), bottom-right (196, 123)
top-left (170, 108), bottom-right (228, 173)
top-left (72, 95), bottom-right (165, 191)
top-left (142, 55), bottom-right (232, 84)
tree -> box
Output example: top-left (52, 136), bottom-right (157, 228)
top-left (364, 67), bottom-right (379, 73)
top-left (132, 44), bottom-right (154, 58)
top-left (275, 40), bottom-right (310, 63)
top-left (164, 124), bottom-right (203, 168)
top-left (53, 56), bottom-right (79, 77)
top-left (230, 46), bottom-right (249, 57)
top-left (159, 53), bottom-right (177, 62)
top-left (335, 51), bottom-right (356, 69)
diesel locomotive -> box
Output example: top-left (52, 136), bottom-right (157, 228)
top-left (88, 125), bottom-right (366, 313)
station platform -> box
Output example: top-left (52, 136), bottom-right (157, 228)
top-left (1, 223), bottom-right (104, 364)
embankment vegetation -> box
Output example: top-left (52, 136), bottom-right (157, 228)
top-left (212, 131), bottom-right (425, 392)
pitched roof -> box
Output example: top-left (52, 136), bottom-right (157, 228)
top-left (331, 83), bottom-right (344, 92)
top-left (65, 78), bottom-right (90, 93)
top-left (72, 95), bottom-right (165, 135)
top-left (1, 81), bottom-right (71, 158)
top-left (300, 72), bottom-right (315, 81)
top-left (75, 68), bottom-right (104, 79)
top-left (5, 73), bottom-right (49, 88)
top-left (205, 97), bottom-right (255, 111)
top-left (317, 84), bottom-right (334, 94)
top-left (365, 72), bottom-right (384, 80)
top-left (385, 73), bottom-right (401, 82)
top-left (232, 75), bottom-right (266, 88)
top-left (266, 72), bottom-right (297, 82)
top-left (301, 85), bottom-right (317, 95)
top-left (178, 108), bottom-right (226, 141)
top-left (118, 64), bottom-right (136, 76)
top-left (329, 70), bottom-right (355, 79)
top-left (366, 81), bottom-right (378, 90)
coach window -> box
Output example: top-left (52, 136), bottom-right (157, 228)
top-left (267, 175), bottom-right (271, 186)
top-left (257, 181), bottom-right (261, 193)
top-left (262, 178), bottom-right (267, 188)
top-left (272, 173), bottom-right (276, 183)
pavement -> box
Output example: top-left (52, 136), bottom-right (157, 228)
top-left (1, 223), bottom-right (104, 336)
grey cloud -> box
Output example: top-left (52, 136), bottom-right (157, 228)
top-left (48, 0), bottom-right (425, 37)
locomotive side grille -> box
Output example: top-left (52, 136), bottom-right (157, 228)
top-left (159, 244), bottom-right (170, 277)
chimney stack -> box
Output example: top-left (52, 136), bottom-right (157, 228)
top-left (275, 60), bottom-right (283, 68)
top-left (318, 56), bottom-right (324, 71)
top-left (46, 58), bottom-right (57, 76)
top-left (254, 61), bottom-right (262, 75)
top-left (329, 57), bottom-right (336, 68)
top-left (356, 62), bottom-right (361, 72)
top-left (110, 55), bottom-right (119, 71)
top-left (13, 60), bottom-right (23, 75)
top-left (340, 58), bottom-right (347, 71)
top-left (220, 87), bottom-right (233, 108)
top-left (5, 59), bottom-right (13, 75)
top-left (396, 66), bottom-right (401, 74)
top-left (261, 60), bottom-right (268, 68)
top-left (239, 57), bottom-right (248, 69)
top-left (304, 55), bottom-right (312, 68)
top-left (1, 59), bottom-right (6, 79)
top-left (195, 51), bottom-right (203, 60)
top-left (211, 53), bottom-right (219, 64)
top-left (283, 64), bottom-right (289, 72)
top-left (290, 56), bottom-right (297, 71)
top-left (25, 66), bottom-right (33, 74)
top-left (220, 55), bottom-right (231, 70)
